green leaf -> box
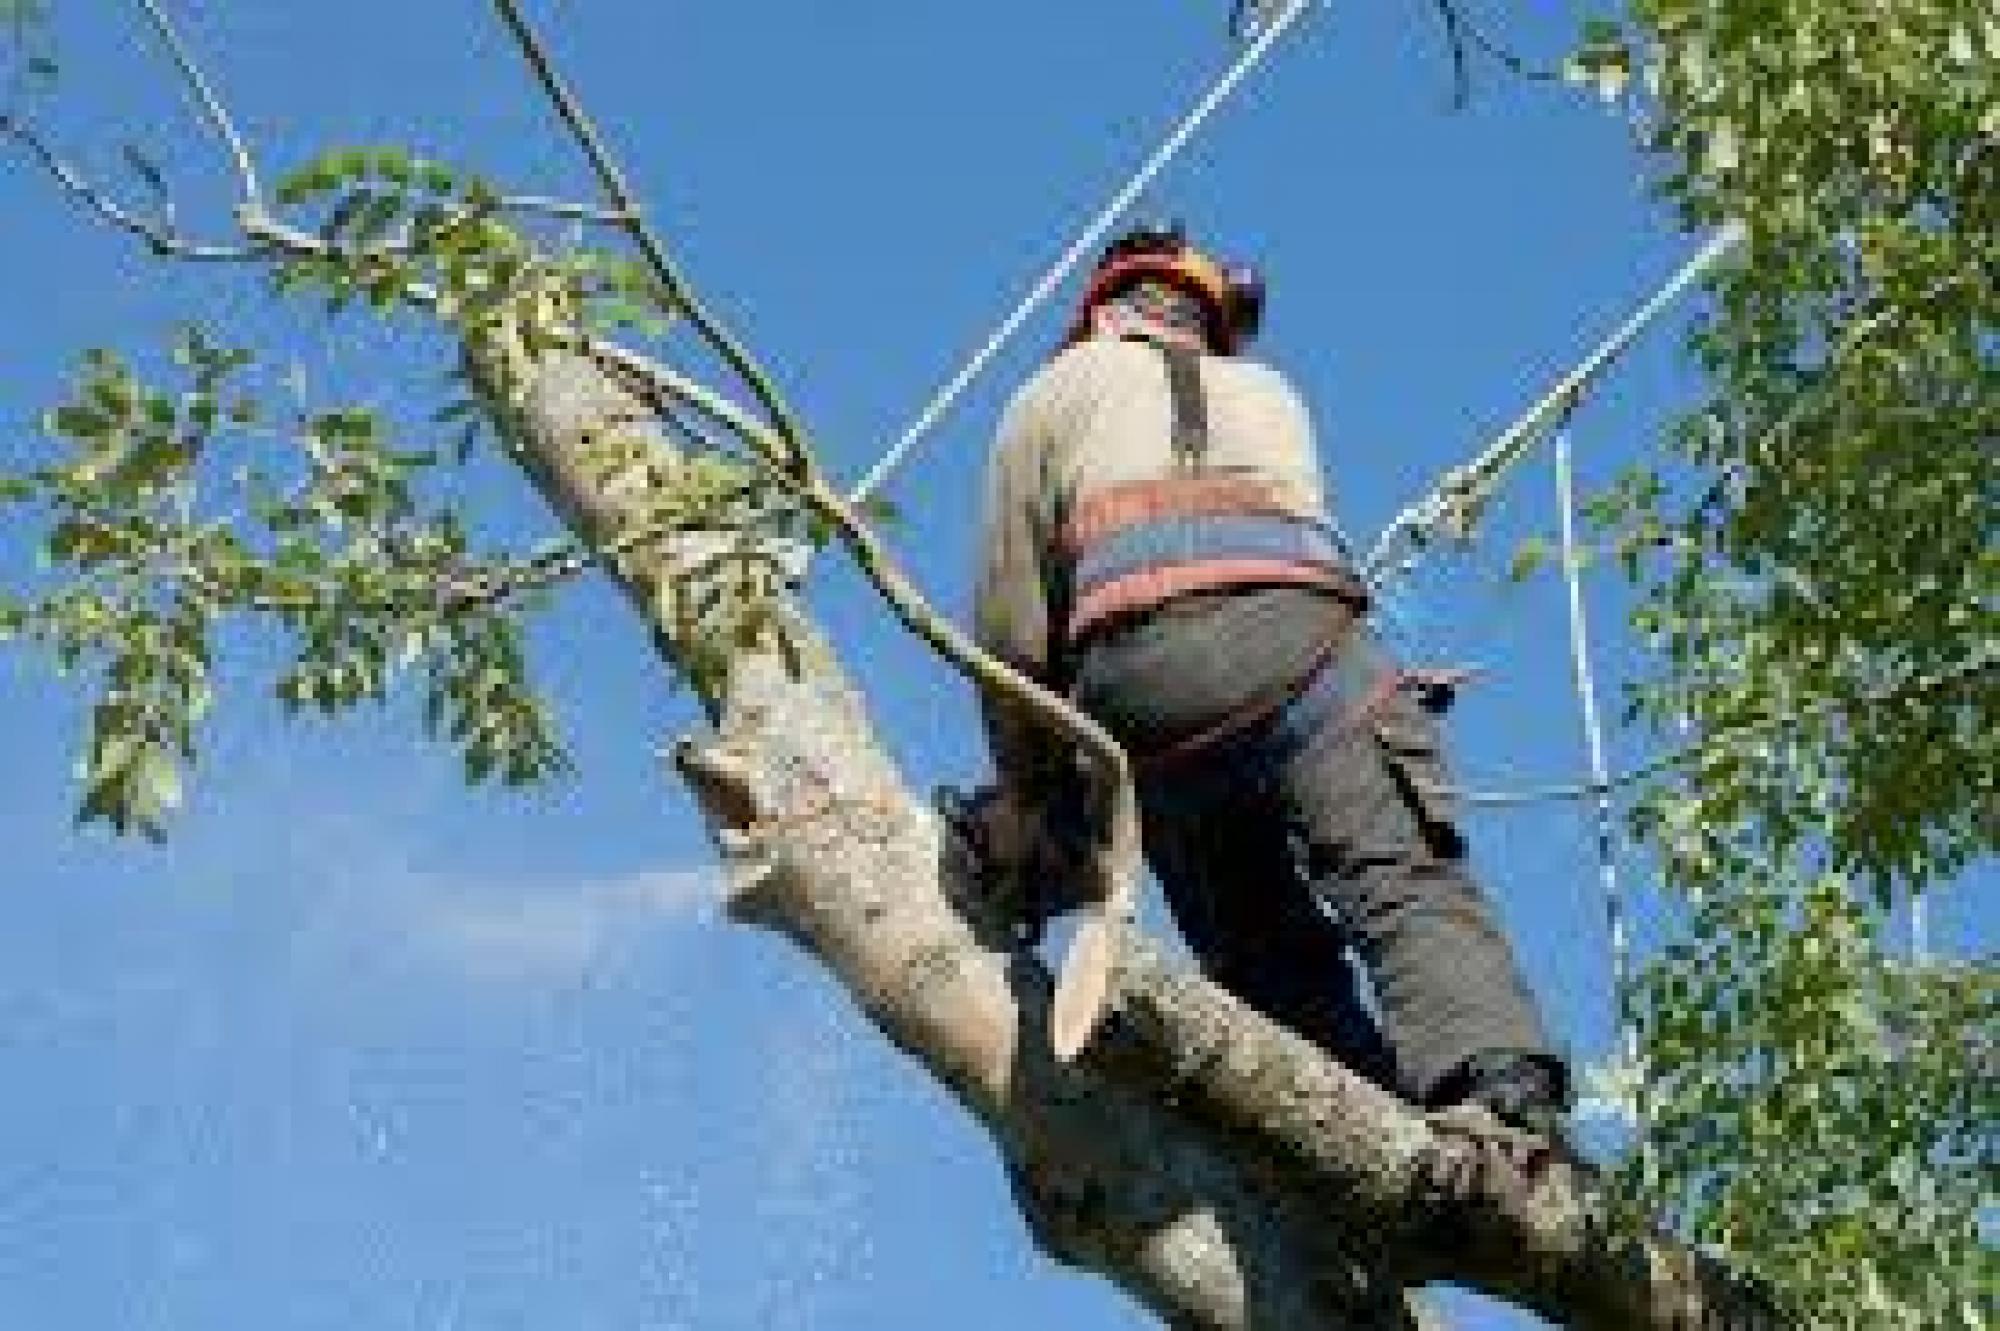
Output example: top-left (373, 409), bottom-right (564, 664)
top-left (134, 744), bottom-right (182, 818)
top-left (1507, 535), bottom-right (1552, 582)
top-left (371, 145), bottom-right (414, 185)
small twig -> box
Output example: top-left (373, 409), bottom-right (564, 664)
top-left (1420, 0), bottom-right (1560, 107)
top-left (334, 193), bottom-right (640, 269)
top-left (128, 0), bottom-right (263, 205)
top-left (1456, 9), bottom-right (1560, 84)
top-left (1428, 648), bottom-right (1997, 808)
top-left (487, 0), bottom-right (809, 453)
top-left (1424, 0), bottom-right (1475, 109)
top-left (431, 471), bottom-right (767, 612)
top-left (496, 194), bottom-right (636, 227)
top-left (1, 114), bottom-right (262, 260)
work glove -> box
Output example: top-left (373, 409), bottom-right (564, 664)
top-left (935, 783), bottom-right (1089, 946)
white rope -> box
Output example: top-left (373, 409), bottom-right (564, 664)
top-left (847, 0), bottom-right (1319, 506)
top-left (1363, 221), bottom-right (1745, 586)
top-left (1555, 427), bottom-right (1645, 1115)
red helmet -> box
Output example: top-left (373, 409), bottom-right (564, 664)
top-left (1066, 224), bottom-right (1266, 354)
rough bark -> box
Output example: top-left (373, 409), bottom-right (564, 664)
top-left (482, 343), bottom-right (1788, 1331)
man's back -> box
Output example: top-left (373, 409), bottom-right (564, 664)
top-left (992, 337), bottom-right (1330, 526)
top-left (976, 338), bottom-right (1341, 679)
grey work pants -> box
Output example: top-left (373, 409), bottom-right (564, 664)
top-left (1069, 586), bottom-right (1557, 1103)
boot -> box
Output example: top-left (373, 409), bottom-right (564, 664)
top-left (1428, 1050), bottom-right (1572, 1142)
top-left (1421, 1052), bottom-right (1585, 1200)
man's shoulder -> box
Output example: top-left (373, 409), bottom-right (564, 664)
top-left (1210, 352), bottom-right (1302, 396)
top-left (1014, 340), bottom-right (1305, 412)
top-left (1002, 341), bottom-right (1144, 427)
top-left (1039, 337), bottom-right (1160, 384)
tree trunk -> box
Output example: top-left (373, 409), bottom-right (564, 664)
top-left (480, 343), bottom-right (1787, 1331)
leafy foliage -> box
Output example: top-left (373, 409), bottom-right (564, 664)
top-left (1637, 875), bottom-right (1994, 1329)
top-left (270, 146), bottom-right (671, 340)
top-left (266, 146), bottom-right (802, 694)
top-left (1568, 2), bottom-right (1996, 1321)
top-left (1, 330), bottom-right (574, 834)
top-left (3, 146), bottom-right (809, 832)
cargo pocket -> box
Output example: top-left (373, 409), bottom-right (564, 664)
top-left (1367, 687), bottom-right (1466, 859)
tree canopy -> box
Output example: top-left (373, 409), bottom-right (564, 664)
top-left (1573, 4), bottom-right (1993, 1321)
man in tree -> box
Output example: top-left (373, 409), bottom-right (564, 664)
top-left (970, 225), bottom-right (1570, 1138)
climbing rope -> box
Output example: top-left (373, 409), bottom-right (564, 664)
top-left (1347, 222), bottom-right (1743, 822)
top-left (1381, 223), bottom-right (1991, 817)
top-left (1418, 648), bottom-right (1997, 808)
top-left (1554, 425), bottom-right (1643, 1099)
top-left (847, 0), bottom-right (1319, 506)
top-left (1361, 221), bottom-right (1746, 591)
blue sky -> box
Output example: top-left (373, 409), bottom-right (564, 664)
top-left (0, 3), bottom-right (1987, 1330)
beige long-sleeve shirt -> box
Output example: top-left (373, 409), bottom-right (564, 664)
top-left (973, 336), bottom-right (1333, 791)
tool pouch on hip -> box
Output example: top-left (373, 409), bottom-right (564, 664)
top-left (1312, 628), bottom-right (1464, 855)
top-left (1366, 687), bottom-right (1466, 857)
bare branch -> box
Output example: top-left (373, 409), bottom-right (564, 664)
top-left (1422, 0), bottom-right (1475, 110)
top-left (1418, 0), bottom-right (1560, 107)
top-left (496, 193), bottom-right (636, 226)
top-left (1, 114), bottom-right (262, 260)
top-left (1455, 8), bottom-right (1560, 83)
top-left (486, 0), bottom-right (809, 451)
top-left (128, 0), bottom-right (262, 205)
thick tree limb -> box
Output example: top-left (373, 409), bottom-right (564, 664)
top-left (482, 0), bottom-right (1146, 1059)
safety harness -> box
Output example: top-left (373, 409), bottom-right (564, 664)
top-left (1057, 342), bottom-right (1459, 772)
top-left (1060, 342), bottom-right (1371, 644)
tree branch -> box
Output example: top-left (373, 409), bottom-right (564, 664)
top-left (128, 0), bottom-right (262, 205)
top-left (493, 193), bottom-right (636, 226)
top-left (484, 0), bottom-right (1145, 1056)
top-left (25, 8), bottom-right (1139, 924)
top-left (485, 0), bottom-right (808, 451)
top-left (0, 114), bottom-right (262, 260)
top-left (1421, 0), bottom-right (1475, 110)
top-left (1418, 0), bottom-right (1560, 108)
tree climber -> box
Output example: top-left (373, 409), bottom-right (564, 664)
top-left (963, 224), bottom-right (1572, 1139)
